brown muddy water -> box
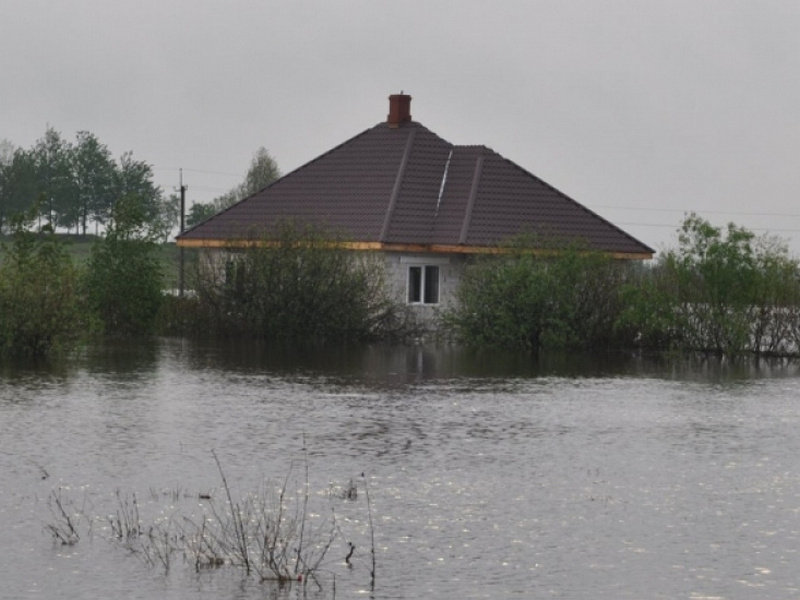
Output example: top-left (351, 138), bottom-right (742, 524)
top-left (1, 340), bottom-right (800, 599)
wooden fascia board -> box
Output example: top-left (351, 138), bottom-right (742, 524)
top-left (177, 238), bottom-right (653, 260)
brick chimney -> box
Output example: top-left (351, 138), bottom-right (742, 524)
top-left (387, 93), bottom-right (412, 127)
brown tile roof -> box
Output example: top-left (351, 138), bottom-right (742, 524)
top-left (178, 120), bottom-right (654, 257)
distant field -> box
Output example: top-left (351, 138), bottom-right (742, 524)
top-left (0, 234), bottom-right (195, 290)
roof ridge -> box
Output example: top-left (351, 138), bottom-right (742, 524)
top-left (459, 153), bottom-right (485, 244)
top-left (380, 128), bottom-right (417, 242)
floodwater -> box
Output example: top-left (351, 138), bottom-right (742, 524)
top-left (2, 340), bottom-right (800, 599)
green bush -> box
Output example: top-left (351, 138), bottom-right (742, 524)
top-left (443, 241), bottom-right (632, 352)
top-left (618, 214), bottom-right (800, 356)
top-left (83, 196), bottom-right (164, 336)
top-left (0, 215), bottom-right (84, 356)
top-left (191, 222), bottom-right (419, 343)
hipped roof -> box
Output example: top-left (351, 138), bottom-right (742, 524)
top-left (178, 120), bottom-right (654, 258)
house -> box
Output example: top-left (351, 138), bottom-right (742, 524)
top-left (177, 94), bottom-right (654, 316)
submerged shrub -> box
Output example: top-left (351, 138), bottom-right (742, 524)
top-left (0, 214), bottom-right (84, 356)
top-left (618, 214), bottom-right (800, 356)
top-left (443, 240), bottom-right (632, 352)
top-left (191, 222), bottom-right (419, 343)
top-left (83, 195), bottom-right (165, 336)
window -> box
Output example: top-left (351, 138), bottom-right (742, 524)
top-left (408, 265), bottom-right (439, 304)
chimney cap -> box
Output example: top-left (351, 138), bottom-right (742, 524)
top-left (387, 93), bottom-right (412, 127)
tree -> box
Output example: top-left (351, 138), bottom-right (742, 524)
top-left (0, 145), bottom-right (39, 234)
top-left (241, 147), bottom-right (281, 197)
top-left (187, 147), bottom-right (281, 228)
top-left (84, 195), bottom-right (165, 336)
top-left (0, 139), bottom-right (10, 232)
top-left (73, 131), bottom-right (116, 236)
top-left (0, 139), bottom-right (12, 166)
top-left (443, 239), bottom-right (631, 352)
top-left (0, 211), bottom-right (84, 356)
top-left (192, 222), bottom-right (417, 342)
top-left (186, 201), bottom-right (218, 228)
top-left (33, 127), bottom-right (78, 230)
top-left (618, 213), bottom-right (800, 356)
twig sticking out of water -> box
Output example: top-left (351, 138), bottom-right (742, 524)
top-left (211, 449), bottom-right (251, 575)
top-left (108, 489), bottom-right (142, 541)
top-left (45, 489), bottom-right (80, 545)
top-left (362, 472), bottom-right (376, 591)
top-left (295, 433), bottom-right (309, 576)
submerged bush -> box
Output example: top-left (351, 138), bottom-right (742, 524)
top-left (189, 222), bottom-right (419, 343)
top-left (0, 214), bottom-right (84, 356)
top-left (618, 214), bottom-right (800, 356)
top-left (443, 240), bottom-right (632, 352)
top-left (83, 195), bottom-right (165, 336)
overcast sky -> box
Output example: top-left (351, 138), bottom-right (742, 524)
top-left (2, 1), bottom-right (799, 254)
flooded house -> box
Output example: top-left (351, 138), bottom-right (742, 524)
top-left (177, 94), bottom-right (653, 320)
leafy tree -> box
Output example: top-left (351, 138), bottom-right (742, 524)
top-left (73, 131), bottom-right (116, 236)
top-left (84, 195), bottom-right (165, 336)
top-left (618, 213), bottom-right (800, 356)
top-left (186, 202), bottom-right (218, 228)
top-left (187, 147), bottom-right (281, 228)
top-left (191, 222), bottom-right (417, 342)
top-left (33, 127), bottom-right (78, 230)
top-left (1, 128), bottom-right (174, 238)
top-left (0, 211), bottom-right (84, 356)
top-left (0, 139), bottom-right (12, 165)
top-left (241, 147), bottom-right (281, 196)
top-left (443, 240), bottom-right (631, 352)
top-left (0, 146), bottom-right (39, 234)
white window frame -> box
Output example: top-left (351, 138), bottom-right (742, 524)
top-left (407, 265), bottom-right (440, 305)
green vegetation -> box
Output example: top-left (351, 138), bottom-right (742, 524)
top-left (4, 201), bottom-right (800, 359)
top-left (84, 196), bottom-right (166, 336)
top-left (185, 222), bottom-right (420, 343)
top-left (0, 213), bottom-right (84, 357)
top-left (618, 213), bottom-right (800, 356)
top-left (443, 240), bottom-right (632, 352)
top-left (0, 128), bottom-right (175, 238)
top-left (445, 214), bottom-right (800, 357)
top-left (186, 147), bottom-right (281, 228)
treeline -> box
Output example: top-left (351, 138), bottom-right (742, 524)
top-left (0, 129), bottom-right (176, 238)
top-left (0, 198), bottom-right (166, 356)
top-left (5, 206), bottom-right (800, 359)
top-left (444, 214), bottom-right (800, 357)
top-left (0, 138), bottom-right (298, 358)
top-left (0, 215), bottom-right (421, 357)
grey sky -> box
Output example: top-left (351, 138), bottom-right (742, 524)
top-left (2, 0), bottom-right (799, 253)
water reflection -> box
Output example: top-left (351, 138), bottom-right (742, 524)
top-left (169, 339), bottom-right (800, 384)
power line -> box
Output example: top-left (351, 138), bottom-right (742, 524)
top-left (595, 205), bottom-right (800, 219)
top-left (154, 166), bottom-right (241, 178)
top-left (618, 221), bottom-right (800, 234)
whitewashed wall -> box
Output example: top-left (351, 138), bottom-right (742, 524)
top-left (382, 252), bottom-right (467, 324)
top-left (198, 248), bottom-right (468, 327)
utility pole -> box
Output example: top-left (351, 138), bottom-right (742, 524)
top-left (178, 169), bottom-right (187, 297)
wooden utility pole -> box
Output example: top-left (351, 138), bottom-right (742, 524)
top-left (178, 169), bottom-right (187, 297)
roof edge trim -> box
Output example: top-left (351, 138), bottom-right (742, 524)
top-left (177, 238), bottom-right (653, 260)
